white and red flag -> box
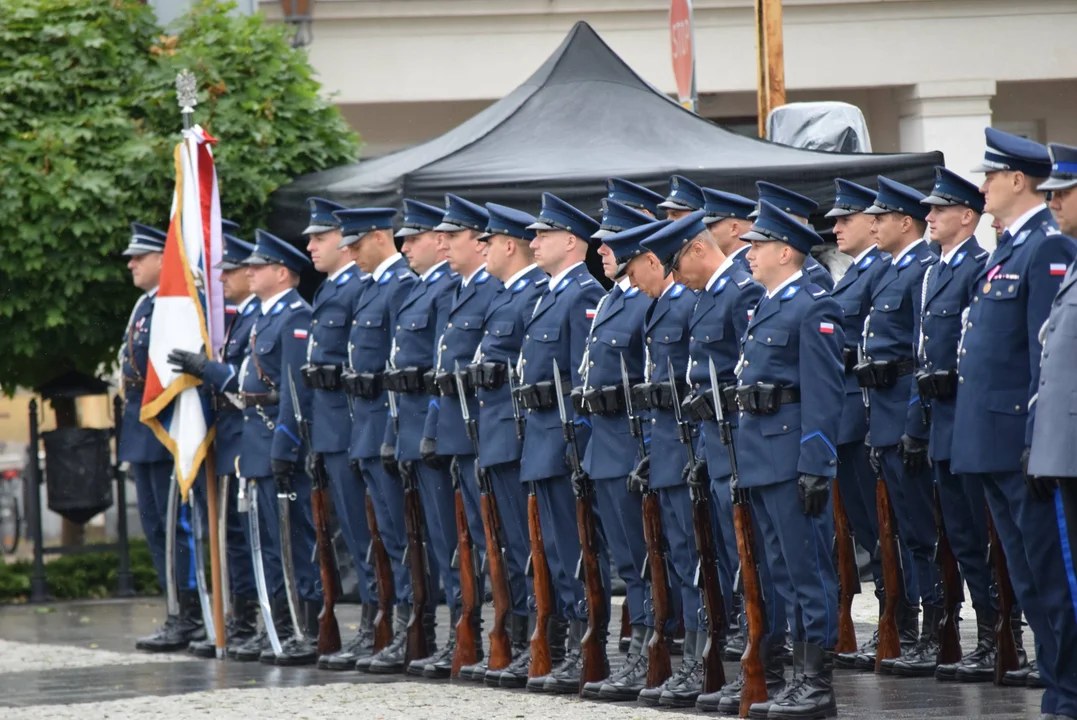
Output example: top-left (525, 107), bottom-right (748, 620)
top-left (140, 126), bottom-right (225, 499)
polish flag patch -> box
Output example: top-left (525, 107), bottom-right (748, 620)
top-left (293, 328), bottom-right (309, 339)
top-left (1050, 263), bottom-right (1067, 276)
top-left (585, 308), bottom-right (597, 319)
top-left (747, 309), bottom-right (754, 319)
top-left (819, 322), bottom-right (835, 334)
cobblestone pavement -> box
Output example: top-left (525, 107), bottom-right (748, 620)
top-left (0, 594), bottom-right (1045, 718)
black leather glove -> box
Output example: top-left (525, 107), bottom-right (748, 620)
top-left (349, 458), bottom-right (363, 478)
top-left (1023, 447), bottom-right (1058, 501)
top-left (304, 451), bottom-right (320, 482)
top-left (798, 474), bottom-right (830, 516)
top-left (380, 443), bottom-right (399, 477)
top-left (865, 433), bottom-right (882, 476)
top-left (271, 459), bottom-right (296, 494)
top-left (420, 436), bottom-right (450, 470)
top-left (570, 468), bottom-right (590, 496)
top-left (687, 457), bottom-right (709, 489)
top-left (167, 348), bottom-right (208, 379)
top-left (900, 434), bottom-right (929, 475)
top-left (626, 456), bottom-right (650, 494)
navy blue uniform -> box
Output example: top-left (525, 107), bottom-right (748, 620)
top-left (580, 281), bottom-right (651, 628)
top-left (348, 255), bottom-right (416, 607)
top-left (518, 262), bottom-right (610, 622)
top-left (952, 209), bottom-right (1077, 718)
top-left (804, 255), bottom-right (834, 291)
top-left (120, 290), bottom-right (195, 592)
top-left (737, 279), bottom-right (843, 647)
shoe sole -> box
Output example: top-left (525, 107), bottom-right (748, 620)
top-left (598, 688), bottom-right (642, 702)
top-left (498, 676), bottom-right (527, 689)
top-left (364, 665), bottom-right (405, 674)
top-left (276, 657), bottom-right (317, 667)
top-left (422, 667), bottom-right (451, 679)
top-left (659, 696), bottom-right (699, 708)
top-left (135, 643), bottom-right (189, 653)
top-left (890, 665), bottom-right (937, 678)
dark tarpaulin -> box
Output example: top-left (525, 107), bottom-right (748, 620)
top-left (269, 21), bottom-right (942, 243)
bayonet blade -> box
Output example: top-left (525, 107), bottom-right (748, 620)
top-left (287, 366), bottom-right (303, 427)
top-left (454, 360), bottom-right (470, 422)
top-left (708, 357), bottom-right (724, 425)
top-left (385, 361), bottom-right (398, 419)
top-left (667, 356), bottom-right (684, 424)
top-left (552, 359), bottom-right (569, 425)
top-left (619, 354), bottom-right (635, 419)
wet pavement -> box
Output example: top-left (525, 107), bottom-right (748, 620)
top-left (0, 598), bottom-right (1045, 717)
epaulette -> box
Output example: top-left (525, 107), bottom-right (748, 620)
top-left (805, 283), bottom-right (828, 300)
top-left (397, 269), bottom-right (413, 279)
top-left (579, 278), bottom-right (597, 288)
top-left (670, 283), bottom-right (686, 298)
top-left (290, 300), bottom-right (303, 309)
top-left (920, 254), bottom-right (935, 265)
top-left (1047, 226), bottom-right (1062, 236)
top-left (974, 249), bottom-right (989, 260)
top-left (474, 270), bottom-right (490, 284)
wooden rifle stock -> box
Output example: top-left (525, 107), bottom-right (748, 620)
top-left (642, 491), bottom-right (672, 688)
top-left (933, 485), bottom-right (962, 664)
top-left (733, 494), bottom-right (767, 716)
top-left (527, 483), bottom-right (553, 678)
top-left (692, 485), bottom-right (727, 694)
top-left (832, 480), bottom-right (860, 654)
top-left (451, 461), bottom-right (480, 677)
top-left (310, 466), bottom-right (341, 657)
top-left (402, 462), bottom-right (430, 664)
top-left (479, 474), bottom-right (513, 671)
top-left (576, 485), bottom-right (609, 693)
top-left (875, 477), bottom-right (901, 671)
top-left (987, 510), bottom-right (1019, 683)
top-left (365, 492), bottom-right (393, 651)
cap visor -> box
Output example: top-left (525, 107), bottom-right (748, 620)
top-left (591, 228), bottom-right (614, 240)
top-left (863, 205), bottom-right (889, 215)
top-left (122, 247), bottom-right (154, 257)
top-left (824, 207), bottom-right (857, 218)
top-left (747, 209), bottom-right (760, 219)
top-left (658, 200), bottom-right (691, 211)
top-left (302, 223), bottom-right (337, 235)
top-left (526, 221), bottom-right (556, 231)
top-left (215, 260), bottom-right (242, 270)
top-left (395, 226), bottom-right (424, 238)
top-left (338, 232), bottom-right (367, 249)
top-left (702, 214), bottom-right (724, 225)
top-left (971, 160), bottom-right (1007, 174)
top-left (433, 221), bottom-right (466, 232)
top-left (739, 229), bottom-right (774, 242)
top-left (920, 195), bottom-right (955, 207)
top-left (1038, 177), bottom-right (1077, 191)
top-left (243, 253), bottom-right (274, 266)
top-left (477, 232), bottom-right (493, 242)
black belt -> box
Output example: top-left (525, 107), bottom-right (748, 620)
top-left (213, 394), bottom-right (241, 413)
top-left (916, 369), bottom-right (958, 401)
top-left (383, 367), bottom-right (432, 395)
top-left (432, 370), bottom-right (473, 398)
top-left (632, 381), bottom-right (690, 411)
top-left (515, 381), bottom-right (564, 411)
top-left (735, 384), bottom-right (800, 416)
top-left (301, 363), bottom-right (343, 391)
top-left (582, 385), bottom-right (624, 416)
top-left (842, 348), bottom-right (859, 375)
top-left (854, 358), bottom-right (916, 390)
top-left (683, 385), bottom-right (737, 422)
top-left (467, 361), bottom-right (507, 391)
top-left (341, 369), bottom-right (383, 400)
top-left (239, 391), bottom-right (280, 409)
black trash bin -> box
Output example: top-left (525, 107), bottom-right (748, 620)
top-left (42, 427), bottom-right (114, 525)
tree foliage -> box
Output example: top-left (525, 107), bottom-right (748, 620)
top-left (0, 0), bottom-right (359, 391)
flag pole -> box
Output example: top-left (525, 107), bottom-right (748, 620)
top-left (176, 70), bottom-right (227, 659)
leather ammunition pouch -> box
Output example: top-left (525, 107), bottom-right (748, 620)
top-left (582, 385), bottom-right (625, 416)
top-left (467, 361), bottom-right (507, 391)
top-left (854, 358), bottom-right (915, 390)
top-left (341, 369), bottom-right (383, 400)
top-left (301, 363), bottom-right (343, 391)
top-left (842, 348), bottom-right (859, 375)
top-left (383, 367), bottom-right (431, 395)
top-left (735, 384), bottom-right (800, 416)
top-left (516, 382), bottom-right (558, 411)
top-left (916, 369), bottom-right (958, 401)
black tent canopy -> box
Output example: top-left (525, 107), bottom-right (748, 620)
top-left (269, 21), bottom-right (941, 240)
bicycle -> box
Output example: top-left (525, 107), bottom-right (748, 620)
top-left (1, 467), bottom-right (21, 554)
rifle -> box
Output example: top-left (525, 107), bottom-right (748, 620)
top-left (986, 509), bottom-right (1019, 683)
top-left (832, 480), bottom-right (861, 654)
top-left (364, 492), bottom-right (394, 651)
top-left (620, 355), bottom-right (671, 688)
top-left (553, 359), bottom-right (608, 693)
top-left (933, 484), bottom-right (962, 664)
top-left (874, 477), bottom-right (902, 671)
top-left (509, 364), bottom-right (553, 678)
top-left (449, 456), bottom-right (481, 676)
top-left (286, 370), bottom-right (341, 657)
top-left (456, 363), bottom-right (512, 672)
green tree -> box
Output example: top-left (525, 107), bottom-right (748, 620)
top-left (0, 0), bottom-right (359, 392)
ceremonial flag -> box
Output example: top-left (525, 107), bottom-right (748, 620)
top-left (140, 125), bottom-right (225, 499)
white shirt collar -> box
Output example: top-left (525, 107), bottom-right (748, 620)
top-left (461, 263), bottom-right (487, 288)
top-left (766, 269), bottom-right (804, 299)
top-left (548, 261), bottom-right (584, 291)
top-left (147, 286), bottom-right (159, 297)
top-left (236, 294), bottom-right (257, 313)
top-left (940, 237), bottom-right (972, 265)
top-left (890, 237), bottom-right (925, 265)
top-left (616, 276), bottom-right (632, 291)
top-left (372, 253), bottom-right (402, 282)
top-left (705, 264), bottom-right (726, 291)
top-left (420, 259), bottom-right (448, 282)
top-left (853, 243), bottom-right (878, 264)
top-left (1006, 204), bottom-right (1049, 238)
top-left (328, 260), bottom-right (356, 282)
top-left (659, 277), bottom-right (676, 298)
top-left (503, 263), bottom-right (538, 289)
top-left (260, 288), bottom-right (291, 315)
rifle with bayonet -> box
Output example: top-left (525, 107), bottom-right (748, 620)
top-left (933, 485), bottom-right (962, 664)
top-left (621, 355), bottom-right (672, 688)
top-left (553, 359), bottom-right (608, 693)
top-left (365, 491), bottom-right (394, 651)
top-left (456, 362), bottom-right (512, 673)
top-left (449, 454), bottom-right (480, 676)
top-left (287, 369), bottom-right (341, 657)
top-left (832, 480), bottom-right (861, 654)
top-left (509, 364), bottom-right (553, 678)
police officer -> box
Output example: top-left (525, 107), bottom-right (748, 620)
top-left (424, 195), bottom-right (501, 677)
top-left (822, 180), bottom-right (891, 672)
top-left (606, 177), bottom-right (665, 218)
top-left (467, 203), bottom-right (550, 688)
top-left (518, 193), bottom-right (610, 693)
top-left (339, 204), bottom-right (419, 673)
top-left (1030, 142), bottom-right (1077, 633)
top-left (122, 223), bottom-right (203, 652)
top-left (376, 199), bottom-right (458, 675)
top-left (658, 175), bottom-right (705, 221)
top-left (955, 129), bottom-right (1077, 719)
top-left (750, 181), bottom-right (835, 291)
top-left (737, 200), bottom-right (844, 720)
top-left (170, 231), bottom-right (261, 659)
top-left (701, 187), bottom-right (756, 271)
top-left (901, 168), bottom-right (992, 679)
top-left (576, 207), bottom-right (662, 702)
top-left (236, 230), bottom-right (321, 666)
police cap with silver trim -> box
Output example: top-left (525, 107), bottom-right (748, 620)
top-left (395, 199), bottom-right (445, 238)
top-left (221, 219), bottom-right (241, 236)
top-left (658, 174), bottom-right (705, 212)
top-left (216, 235), bottom-right (255, 270)
top-left (1038, 143), bottom-right (1077, 192)
top-left (640, 210), bottom-right (708, 275)
top-left (825, 179), bottom-right (878, 218)
top-left (526, 192), bottom-right (600, 241)
top-left (433, 194), bottom-right (489, 233)
top-left (921, 166), bottom-right (985, 213)
top-left (592, 198), bottom-right (656, 239)
top-left (701, 188), bottom-right (757, 224)
top-left (864, 176), bottom-right (929, 221)
top-left (604, 219), bottom-right (672, 267)
top-left (124, 223), bottom-right (167, 256)
top-left (750, 181), bottom-right (820, 220)
top-left (606, 177), bottom-right (664, 216)
top-left (480, 203), bottom-right (536, 242)
top-left (334, 208), bottom-right (398, 248)
top-left (741, 200), bottom-right (825, 256)
top-left (244, 229), bottom-right (312, 274)
top-left (302, 197), bottom-right (346, 235)
top-left (971, 127), bottom-right (1052, 177)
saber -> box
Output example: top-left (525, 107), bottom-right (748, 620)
top-left (218, 474), bottom-right (233, 618)
top-left (248, 477), bottom-right (283, 655)
top-left (164, 473), bottom-right (180, 616)
top-left (277, 468), bottom-right (305, 645)
top-left (188, 485), bottom-right (217, 644)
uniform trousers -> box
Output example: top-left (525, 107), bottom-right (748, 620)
top-left (878, 447), bottom-right (939, 606)
top-left (220, 474), bottom-right (256, 597)
top-left (132, 459), bottom-right (195, 593)
top-left (934, 460), bottom-right (992, 612)
top-left (709, 474), bottom-right (739, 624)
top-left (658, 485), bottom-right (702, 632)
top-left (414, 463), bottom-right (459, 611)
top-left (836, 441), bottom-right (881, 587)
top-left (322, 451), bottom-right (375, 605)
top-left (487, 462), bottom-right (531, 616)
top-left (358, 458), bottom-right (412, 606)
top-left (593, 477), bottom-right (650, 627)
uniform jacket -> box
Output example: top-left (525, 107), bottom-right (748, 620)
top-left (686, 266), bottom-right (763, 479)
top-left (912, 238), bottom-right (987, 461)
top-left (202, 297), bottom-right (258, 474)
top-left (953, 208), bottom-right (1077, 473)
top-left (118, 291), bottom-right (171, 464)
top-left (863, 241), bottom-right (938, 447)
top-left (475, 266), bottom-right (548, 468)
top-left (736, 281), bottom-right (845, 487)
top-left (518, 262), bottom-right (605, 483)
top-left (1029, 245), bottom-right (1077, 478)
top-left (830, 247), bottom-right (887, 446)
top-left (805, 254), bottom-right (835, 291)
top-left (580, 282), bottom-right (651, 480)
top-left (384, 262), bottom-right (457, 461)
top-left (425, 267), bottom-right (504, 455)
top-left (237, 289), bottom-right (313, 479)
top-left (347, 256), bottom-right (415, 460)
top-left (643, 282), bottom-right (696, 489)
top-left (309, 265), bottom-right (368, 454)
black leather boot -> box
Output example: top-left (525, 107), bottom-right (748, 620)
top-left (1000, 616), bottom-right (1031, 686)
top-left (361, 604), bottom-right (410, 674)
top-left (544, 619), bottom-right (603, 694)
top-left (276, 599), bottom-right (319, 666)
top-left (322, 603), bottom-right (377, 670)
top-left (879, 603), bottom-right (920, 673)
top-left (713, 633), bottom-right (785, 716)
top-left (660, 630), bottom-right (705, 707)
top-left (941, 607), bottom-right (994, 682)
top-left (495, 613), bottom-right (534, 688)
top-left (260, 598), bottom-right (293, 664)
top-left (595, 624), bottom-right (650, 701)
top-left (425, 607), bottom-right (470, 679)
top-left (405, 606), bottom-right (444, 677)
top-left (892, 604), bottom-right (944, 677)
top-left (525, 615), bottom-right (568, 692)
top-left (137, 592), bottom-right (206, 652)
top-left (748, 634), bottom-right (796, 719)
top-left (190, 595), bottom-right (258, 659)
top-left (231, 628), bottom-right (269, 662)
top-left (767, 642), bottom-right (837, 719)
top-left (842, 589), bottom-right (884, 670)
